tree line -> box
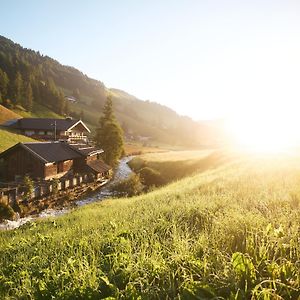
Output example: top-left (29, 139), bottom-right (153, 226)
top-left (0, 35), bottom-right (106, 115)
top-left (0, 67), bottom-right (69, 115)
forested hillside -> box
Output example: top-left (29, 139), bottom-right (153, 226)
top-left (0, 35), bottom-right (216, 147)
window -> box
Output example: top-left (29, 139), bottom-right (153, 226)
top-left (57, 162), bottom-right (64, 173)
top-left (25, 131), bottom-right (35, 136)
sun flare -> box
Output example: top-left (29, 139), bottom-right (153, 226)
top-left (226, 112), bottom-right (300, 153)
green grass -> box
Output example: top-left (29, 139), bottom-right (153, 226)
top-left (0, 127), bottom-right (36, 153)
top-left (0, 152), bottom-right (299, 299)
top-left (124, 142), bottom-right (167, 156)
top-left (13, 103), bottom-right (62, 119)
top-left (129, 150), bottom-right (228, 183)
top-left (0, 105), bottom-right (22, 125)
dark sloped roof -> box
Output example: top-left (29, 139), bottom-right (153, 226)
top-left (22, 142), bottom-right (82, 163)
top-left (10, 118), bottom-right (89, 132)
top-left (0, 141), bottom-right (104, 165)
top-left (87, 159), bottom-right (111, 174)
top-left (69, 144), bottom-right (104, 156)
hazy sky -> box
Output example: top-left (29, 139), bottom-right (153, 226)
top-left (2, 0), bottom-right (300, 120)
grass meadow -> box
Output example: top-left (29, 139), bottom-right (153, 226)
top-left (0, 150), bottom-right (299, 299)
top-left (0, 104), bottom-right (21, 125)
top-left (128, 149), bottom-right (229, 183)
top-left (0, 128), bottom-right (36, 153)
top-left (124, 142), bottom-right (167, 156)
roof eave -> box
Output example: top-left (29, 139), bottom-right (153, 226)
top-left (88, 150), bottom-right (104, 156)
top-left (66, 120), bottom-right (91, 133)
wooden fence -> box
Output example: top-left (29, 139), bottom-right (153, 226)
top-left (0, 173), bottom-right (95, 205)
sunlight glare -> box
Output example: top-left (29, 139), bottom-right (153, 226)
top-left (226, 108), bottom-right (300, 153)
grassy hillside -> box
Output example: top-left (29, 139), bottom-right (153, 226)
top-left (0, 127), bottom-right (36, 153)
top-left (129, 149), bottom-right (228, 183)
top-left (0, 104), bottom-right (48, 153)
top-left (124, 142), bottom-right (167, 156)
top-left (0, 104), bottom-right (21, 124)
top-left (13, 102), bottom-right (62, 119)
top-left (0, 152), bottom-right (299, 299)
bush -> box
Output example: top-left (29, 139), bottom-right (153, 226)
top-left (127, 157), bottom-right (146, 172)
top-left (110, 174), bottom-right (143, 197)
top-left (139, 167), bottom-right (164, 188)
top-left (0, 202), bottom-right (15, 221)
top-left (23, 175), bottom-right (34, 200)
top-left (52, 178), bottom-right (59, 195)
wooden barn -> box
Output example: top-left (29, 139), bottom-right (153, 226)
top-left (7, 117), bottom-right (90, 143)
top-left (0, 142), bottom-right (111, 182)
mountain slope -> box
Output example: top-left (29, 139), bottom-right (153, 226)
top-left (0, 35), bottom-right (214, 147)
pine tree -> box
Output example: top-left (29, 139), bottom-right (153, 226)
top-left (73, 88), bottom-right (80, 100)
top-left (12, 72), bottom-right (23, 105)
top-left (32, 80), bottom-right (41, 103)
top-left (80, 110), bottom-right (85, 121)
top-left (65, 100), bottom-right (70, 115)
top-left (0, 69), bottom-right (9, 99)
top-left (95, 94), bottom-right (124, 167)
top-left (24, 82), bottom-right (33, 111)
top-left (57, 90), bottom-right (65, 115)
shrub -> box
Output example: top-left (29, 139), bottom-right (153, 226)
top-left (139, 167), bottom-right (164, 188)
top-left (52, 178), bottom-right (60, 195)
top-left (23, 175), bottom-right (34, 200)
top-left (127, 157), bottom-right (146, 172)
top-left (0, 202), bottom-right (15, 221)
top-left (110, 174), bottom-right (143, 197)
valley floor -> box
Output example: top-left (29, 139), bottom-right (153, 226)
top-left (0, 150), bottom-right (299, 299)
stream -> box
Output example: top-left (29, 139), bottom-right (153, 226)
top-left (0, 156), bottom-right (134, 231)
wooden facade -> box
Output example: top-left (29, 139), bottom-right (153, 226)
top-left (0, 142), bottom-right (111, 182)
top-left (4, 146), bottom-right (45, 181)
top-left (44, 159), bottom-right (74, 180)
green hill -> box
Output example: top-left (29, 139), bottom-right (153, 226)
top-left (0, 35), bottom-right (213, 147)
top-left (0, 104), bottom-right (21, 124)
top-left (0, 104), bottom-right (36, 152)
top-left (13, 102), bottom-right (62, 119)
top-left (0, 151), bottom-right (299, 298)
top-left (0, 127), bottom-right (36, 153)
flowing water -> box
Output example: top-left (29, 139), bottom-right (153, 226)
top-left (0, 156), bottom-right (134, 230)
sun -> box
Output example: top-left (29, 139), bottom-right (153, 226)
top-left (226, 112), bottom-right (300, 153)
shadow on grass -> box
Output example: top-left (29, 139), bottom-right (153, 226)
top-left (130, 151), bottom-right (230, 184)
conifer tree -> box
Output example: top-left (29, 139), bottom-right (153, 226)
top-left (32, 80), bottom-right (41, 103)
top-left (80, 110), bottom-right (85, 121)
top-left (0, 69), bottom-right (9, 99)
top-left (24, 82), bottom-right (33, 111)
top-left (65, 100), bottom-right (70, 115)
top-left (12, 72), bottom-right (23, 105)
top-left (95, 94), bottom-right (124, 167)
top-left (73, 88), bottom-right (80, 100)
top-left (57, 90), bottom-right (65, 115)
